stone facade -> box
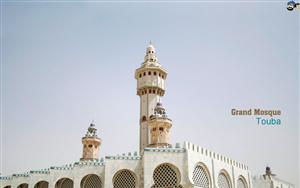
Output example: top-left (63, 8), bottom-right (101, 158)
top-left (0, 141), bottom-right (251, 188)
top-left (0, 44), bottom-right (295, 188)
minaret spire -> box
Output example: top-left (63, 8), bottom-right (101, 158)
top-left (144, 42), bottom-right (158, 64)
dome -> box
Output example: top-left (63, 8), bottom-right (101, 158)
top-left (146, 44), bottom-right (155, 54)
top-left (152, 102), bottom-right (168, 118)
top-left (86, 122), bottom-right (98, 137)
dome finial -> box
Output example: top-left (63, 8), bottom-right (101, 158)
top-left (144, 42), bottom-right (157, 63)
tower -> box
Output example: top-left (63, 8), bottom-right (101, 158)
top-left (81, 123), bottom-right (102, 161)
top-left (135, 43), bottom-right (168, 153)
top-left (148, 102), bottom-right (172, 148)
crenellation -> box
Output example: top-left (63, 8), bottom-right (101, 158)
top-left (183, 141), bottom-right (250, 172)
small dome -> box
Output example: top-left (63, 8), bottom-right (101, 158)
top-left (152, 102), bottom-right (168, 118)
top-left (86, 122), bottom-right (98, 137)
top-left (146, 44), bottom-right (155, 54)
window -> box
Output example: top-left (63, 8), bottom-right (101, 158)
top-left (89, 145), bottom-right (93, 148)
top-left (218, 173), bottom-right (231, 188)
top-left (139, 74), bottom-right (142, 78)
top-left (143, 72), bottom-right (146, 76)
top-left (193, 165), bottom-right (210, 188)
top-left (152, 163), bottom-right (182, 188)
top-left (34, 181), bottom-right (49, 188)
top-left (237, 177), bottom-right (247, 188)
top-left (55, 178), bottom-right (73, 188)
top-left (142, 116), bottom-right (147, 122)
top-left (154, 72), bottom-right (157, 76)
top-left (113, 170), bottom-right (136, 188)
top-left (159, 127), bottom-right (164, 131)
top-left (18, 184), bottom-right (29, 188)
top-left (148, 71), bottom-right (151, 75)
top-left (81, 174), bottom-right (102, 188)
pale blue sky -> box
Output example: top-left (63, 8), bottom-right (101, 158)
top-left (1, 1), bottom-right (299, 187)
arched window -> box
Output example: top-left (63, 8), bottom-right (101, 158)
top-left (192, 164), bottom-right (210, 188)
top-left (4, 186), bottom-right (11, 188)
top-left (142, 116), bottom-right (147, 122)
top-left (17, 184), bottom-right (29, 188)
top-left (154, 72), bottom-right (157, 76)
top-left (217, 171), bottom-right (231, 188)
top-left (81, 174), bottom-right (102, 188)
top-left (143, 72), bottom-right (146, 76)
top-left (237, 176), bottom-right (247, 188)
top-left (139, 74), bottom-right (142, 78)
top-left (34, 181), bottom-right (49, 188)
top-left (113, 169), bottom-right (136, 188)
top-left (148, 71), bottom-right (151, 75)
top-left (151, 163), bottom-right (182, 188)
top-left (55, 178), bottom-right (73, 188)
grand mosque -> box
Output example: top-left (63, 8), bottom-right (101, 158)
top-left (0, 44), bottom-right (295, 188)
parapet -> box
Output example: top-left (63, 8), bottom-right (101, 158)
top-left (183, 141), bottom-right (249, 171)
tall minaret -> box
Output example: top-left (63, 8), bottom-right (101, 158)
top-left (135, 43), bottom-right (168, 154)
top-left (81, 123), bottom-right (102, 161)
